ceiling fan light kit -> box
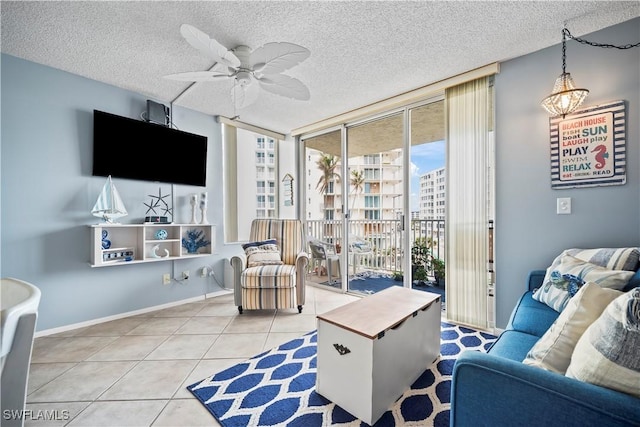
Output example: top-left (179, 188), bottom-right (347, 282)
top-left (165, 24), bottom-right (311, 109)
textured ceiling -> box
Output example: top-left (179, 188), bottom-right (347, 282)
top-left (2, 1), bottom-right (638, 135)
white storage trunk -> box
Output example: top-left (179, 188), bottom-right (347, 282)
top-left (316, 287), bottom-right (441, 425)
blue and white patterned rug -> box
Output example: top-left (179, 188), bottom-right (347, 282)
top-left (188, 322), bottom-right (496, 427)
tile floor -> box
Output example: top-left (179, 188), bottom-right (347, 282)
top-left (24, 284), bottom-right (362, 427)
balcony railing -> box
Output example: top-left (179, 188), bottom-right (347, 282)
top-left (306, 219), bottom-right (445, 275)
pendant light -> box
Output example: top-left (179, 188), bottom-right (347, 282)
top-left (541, 28), bottom-right (589, 118)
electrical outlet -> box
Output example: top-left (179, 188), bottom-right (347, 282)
top-left (557, 197), bottom-right (571, 214)
top-left (162, 273), bottom-right (171, 285)
top-left (182, 270), bottom-right (189, 280)
top-left (200, 267), bottom-right (208, 278)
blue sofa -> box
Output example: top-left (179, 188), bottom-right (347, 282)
top-left (450, 269), bottom-right (640, 427)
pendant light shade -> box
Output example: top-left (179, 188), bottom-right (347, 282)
top-left (541, 28), bottom-right (589, 118)
top-left (540, 72), bottom-right (589, 117)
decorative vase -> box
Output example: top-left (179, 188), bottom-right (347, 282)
top-left (199, 192), bottom-right (209, 224)
top-left (190, 194), bottom-right (198, 224)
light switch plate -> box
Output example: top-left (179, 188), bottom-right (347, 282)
top-left (557, 197), bottom-right (571, 214)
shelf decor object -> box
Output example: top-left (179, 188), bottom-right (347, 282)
top-left (101, 230), bottom-right (111, 249)
top-left (151, 244), bottom-right (170, 258)
top-left (190, 194), bottom-right (198, 224)
top-left (89, 224), bottom-right (215, 267)
top-left (154, 229), bottom-right (168, 240)
top-left (144, 187), bottom-right (173, 223)
top-left (182, 229), bottom-right (211, 254)
top-left (199, 192), bottom-right (208, 224)
top-left (91, 175), bottom-right (128, 223)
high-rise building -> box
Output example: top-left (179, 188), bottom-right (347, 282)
top-left (419, 167), bottom-right (445, 220)
top-left (418, 166), bottom-right (446, 256)
top-left (254, 136), bottom-right (277, 219)
top-left (306, 149), bottom-right (402, 223)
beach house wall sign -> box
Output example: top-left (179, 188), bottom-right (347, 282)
top-left (549, 100), bottom-right (626, 189)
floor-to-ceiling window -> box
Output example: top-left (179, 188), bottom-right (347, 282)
top-left (222, 122), bottom-right (282, 242)
top-left (296, 65), bottom-right (497, 325)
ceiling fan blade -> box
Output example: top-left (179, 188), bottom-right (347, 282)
top-left (250, 42), bottom-right (310, 75)
top-left (180, 24), bottom-right (241, 69)
top-left (258, 74), bottom-right (310, 100)
top-left (231, 81), bottom-right (260, 109)
top-left (164, 71), bottom-right (232, 82)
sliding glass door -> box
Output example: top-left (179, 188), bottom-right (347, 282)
top-left (301, 97), bottom-right (446, 297)
top-left (345, 112), bottom-right (404, 294)
top-left (303, 129), bottom-right (343, 290)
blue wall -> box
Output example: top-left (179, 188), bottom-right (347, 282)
top-left (494, 18), bottom-right (640, 327)
top-left (1, 53), bottom-right (242, 331)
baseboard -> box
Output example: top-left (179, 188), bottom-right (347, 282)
top-left (205, 288), bottom-right (233, 299)
top-left (36, 290), bottom-right (230, 337)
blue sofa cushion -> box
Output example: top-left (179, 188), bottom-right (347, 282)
top-left (623, 268), bottom-right (640, 292)
top-left (506, 291), bottom-right (559, 337)
top-left (487, 330), bottom-right (540, 362)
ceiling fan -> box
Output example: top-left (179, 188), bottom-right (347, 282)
top-left (165, 24), bottom-right (311, 109)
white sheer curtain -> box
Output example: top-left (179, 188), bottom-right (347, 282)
top-left (445, 76), bottom-right (493, 329)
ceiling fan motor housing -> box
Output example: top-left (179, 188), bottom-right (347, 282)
top-left (236, 71), bottom-right (252, 86)
top-left (232, 46), bottom-right (253, 86)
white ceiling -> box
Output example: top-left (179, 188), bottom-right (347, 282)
top-left (2, 1), bottom-right (638, 135)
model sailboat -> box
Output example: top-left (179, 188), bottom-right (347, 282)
top-left (92, 176), bottom-right (128, 223)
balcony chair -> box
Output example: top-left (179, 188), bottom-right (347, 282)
top-left (230, 219), bottom-right (309, 314)
top-left (348, 234), bottom-right (373, 276)
top-left (308, 239), bottom-right (341, 285)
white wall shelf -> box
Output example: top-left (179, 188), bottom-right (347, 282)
top-left (90, 223), bottom-right (215, 267)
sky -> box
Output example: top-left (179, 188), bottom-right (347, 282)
top-left (410, 140), bottom-right (445, 212)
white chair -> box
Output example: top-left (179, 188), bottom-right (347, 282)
top-left (1, 278), bottom-right (41, 427)
top-left (348, 235), bottom-right (373, 276)
top-left (308, 239), bottom-right (341, 285)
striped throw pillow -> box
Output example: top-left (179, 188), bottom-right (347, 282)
top-left (566, 288), bottom-right (640, 398)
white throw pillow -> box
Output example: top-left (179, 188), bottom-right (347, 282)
top-left (532, 254), bottom-right (634, 312)
top-left (242, 239), bottom-right (283, 268)
top-left (523, 282), bottom-right (622, 374)
top-left (566, 288), bottom-right (640, 398)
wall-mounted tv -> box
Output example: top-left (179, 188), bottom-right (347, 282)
top-left (92, 109), bottom-right (208, 186)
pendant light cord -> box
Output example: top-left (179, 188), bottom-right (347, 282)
top-left (562, 28), bottom-right (640, 50)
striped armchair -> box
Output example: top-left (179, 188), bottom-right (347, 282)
top-left (230, 219), bottom-right (309, 314)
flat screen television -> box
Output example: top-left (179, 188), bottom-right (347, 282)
top-left (92, 109), bottom-right (208, 186)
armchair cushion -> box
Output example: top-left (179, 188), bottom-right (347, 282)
top-left (241, 265), bottom-right (296, 289)
top-left (242, 239), bottom-right (283, 267)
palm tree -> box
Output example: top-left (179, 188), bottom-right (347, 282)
top-left (350, 169), bottom-right (364, 210)
top-left (315, 154), bottom-right (341, 245)
top-left (315, 154), bottom-right (341, 195)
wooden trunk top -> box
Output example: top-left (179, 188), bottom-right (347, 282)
top-left (316, 286), bottom-right (440, 339)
